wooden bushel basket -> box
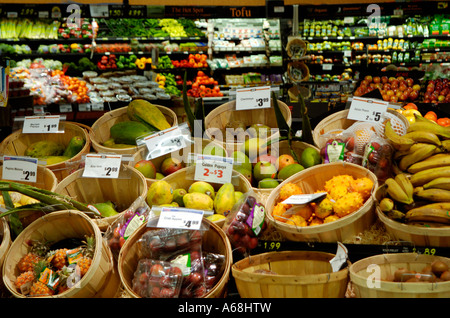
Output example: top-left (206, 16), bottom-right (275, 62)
top-left (349, 253), bottom-right (450, 298)
top-left (232, 250), bottom-right (350, 298)
top-left (130, 138), bottom-right (227, 188)
top-left (204, 99), bottom-right (292, 156)
top-left (2, 210), bottom-right (113, 298)
top-left (0, 164), bottom-right (58, 229)
top-left (375, 185), bottom-right (450, 247)
top-left (265, 162), bottom-right (378, 242)
top-left (54, 165), bottom-right (148, 231)
top-left (0, 217), bottom-right (11, 280)
top-left (0, 122), bottom-right (91, 181)
top-left (312, 108), bottom-right (409, 149)
top-left (90, 105), bottom-right (178, 155)
top-left (253, 139), bottom-right (321, 205)
top-left (118, 218), bottom-right (233, 298)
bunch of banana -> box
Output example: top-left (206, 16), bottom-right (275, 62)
top-left (381, 115), bottom-right (450, 227)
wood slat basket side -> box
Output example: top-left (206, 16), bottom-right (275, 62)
top-left (90, 105), bottom-right (178, 155)
top-left (232, 250), bottom-right (349, 298)
top-left (54, 165), bottom-right (148, 231)
top-left (118, 218), bottom-right (233, 298)
top-left (0, 122), bottom-right (91, 181)
top-left (265, 162), bottom-right (378, 242)
top-left (349, 253), bottom-right (450, 298)
top-left (2, 210), bottom-right (113, 298)
top-left (375, 185), bottom-right (450, 247)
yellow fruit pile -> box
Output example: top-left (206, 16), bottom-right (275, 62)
top-left (272, 175), bottom-right (374, 226)
top-left (0, 192), bottom-right (39, 208)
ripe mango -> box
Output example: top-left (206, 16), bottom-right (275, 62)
top-left (183, 192), bottom-right (214, 210)
top-left (25, 140), bottom-right (65, 158)
top-left (213, 183), bottom-right (236, 215)
top-left (127, 99), bottom-right (172, 131)
top-left (146, 180), bottom-right (173, 207)
top-left (188, 181), bottom-right (215, 199)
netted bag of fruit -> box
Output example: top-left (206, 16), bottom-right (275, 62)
top-left (104, 196), bottom-right (151, 261)
top-left (373, 111), bottom-right (408, 138)
top-left (342, 121), bottom-right (378, 155)
top-left (361, 134), bottom-right (394, 183)
top-left (137, 218), bottom-right (210, 298)
top-left (131, 259), bottom-right (184, 298)
top-left (222, 190), bottom-right (266, 256)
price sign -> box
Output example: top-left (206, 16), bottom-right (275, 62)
top-left (282, 192), bottom-right (327, 205)
top-left (347, 97), bottom-right (388, 123)
top-left (235, 86), bottom-right (271, 110)
top-left (82, 154), bottom-right (122, 179)
top-left (2, 156), bottom-right (38, 183)
top-left (142, 126), bottom-right (186, 160)
top-left (156, 208), bottom-right (204, 230)
top-left (194, 154), bottom-right (234, 184)
top-left (22, 116), bottom-right (60, 133)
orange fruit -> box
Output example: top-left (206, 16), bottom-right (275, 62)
top-left (403, 103), bottom-right (418, 110)
top-left (424, 111), bottom-right (438, 122)
top-left (437, 117), bottom-right (450, 127)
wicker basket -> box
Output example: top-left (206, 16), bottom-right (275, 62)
top-left (265, 162), bottom-right (378, 242)
top-left (204, 99), bottom-right (292, 156)
top-left (130, 138), bottom-right (226, 188)
top-left (312, 108), bottom-right (409, 149)
top-left (90, 105), bottom-right (177, 155)
top-left (232, 250), bottom-right (350, 298)
top-left (118, 218), bottom-right (233, 298)
top-left (253, 140), bottom-right (321, 205)
top-left (0, 122), bottom-right (91, 181)
top-left (0, 217), bottom-right (11, 279)
top-left (2, 210), bottom-right (113, 298)
top-left (54, 165), bottom-right (148, 231)
top-left (375, 185), bottom-right (450, 247)
top-left (349, 253), bottom-right (450, 298)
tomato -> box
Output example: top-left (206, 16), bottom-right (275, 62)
top-left (437, 117), bottom-right (450, 127)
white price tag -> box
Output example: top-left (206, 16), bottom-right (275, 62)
top-left (322, 64), bottom-right (333, 71)
top-left (22, 116), bottom-right (60, 133)
top-left (344, 50), bottom-right (352, 57)
top-left (347, 97), bottom-right (388, 123)
top-left (2, 156), bottom-right (38, 183)
top-left (82, 154), bottom-right (122, 178)
top-left (235, 86), bottom-right (271, 110)
top-left (282, 192), bottom-right (327, 205)
top-left (156, 207), bottom-right (204, 230)
top-left (142, 126), bottom-right (186, 160)
top-left (194, 154), bottom-right (234, 184)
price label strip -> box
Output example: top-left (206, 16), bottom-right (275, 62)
top-left (82, 154), bottom-right (122, 179)
top-left (2, 156), bottom-right (38, 183)
top-left (156, 207), bottom-right (205, 230)
top-left (194, 154), bottom-right (234, 184)
top-left (22, 115), bottom-right (61, 133)
top-left (347, 97), bottom-right (388, 123)
top-left (141, 125), bottom-right (187, 160)
top-left (235, 85), bottom-right (271, 110)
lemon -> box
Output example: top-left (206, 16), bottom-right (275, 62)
top-left (206, 214), bottom-right (227, 222)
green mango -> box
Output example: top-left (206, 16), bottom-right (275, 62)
top-left (92, 201), bottom-right (119, 217)
top-left (110, 121), bottom-right (153, 145)
top-left (63, 135), bottom-right (85, 158)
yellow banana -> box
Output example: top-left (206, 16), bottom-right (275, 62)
top-left (414, 187), bottom-right (450, 202)
top-left (442, 140), bottom-right (450, 152)
top-left (385, 177), bottom-right (413, 204)
top-left (386, 209), bottom-right (406, 222)
top-left (423, 177), bottom-right (450, 191)
top-left (379, 197), bottom-right (394, 212)
top-left (394, 143), bottom-right (435, 160)
top-left (405, 207), bottom-right (450, 225)
top-left (402, 131), bottom-right (441, 146)
top-left (410, 166), bottom-right (450, 187)
top-left (407, 153), bottom-right (450, 174)
top-left (384, 120), bottom-right (415, 151)
top-left (414, 113), bottom-right (434, 123)
top-left (394, 173), bottom-right (414, 201)
top-left (407, 121), bottom-right (450, 139)
top-left (409, 202), bottom-right (450, 210)
top-left (398, 143), bottom-right (437, 171)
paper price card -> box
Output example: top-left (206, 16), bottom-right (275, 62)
top-left (282, 192), bottom-right (327, 205)
top-left (156, 208), bottom-right (204, 230)
top-left (82, 154), bottom-right (122, 179)
top-left (235, 85), bottom-right (271, 110)
top-left (22, 116), bottom-right (60, 133)
top-left (2, 156), bottom-right (38, 183)
top-left (347, 97), bottom-right (388, 123)
top-left (194, 154), bottom-right (234, 184)
top-left (142, 125), bottom-right (186, 160)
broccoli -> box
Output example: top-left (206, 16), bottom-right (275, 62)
top-left (78, 57), bottom-right (96, 71)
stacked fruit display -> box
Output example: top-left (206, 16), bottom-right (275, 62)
top-left (271, 175), bottom-right (374, 227)
top-left (380, 115), bottom-right (450, 226)
top-left (423, 78), bottom-right (450, 104)
top-left (353, 75), bottom-right (420, 103)
top-left (13, 236), bottom-right (95, 297)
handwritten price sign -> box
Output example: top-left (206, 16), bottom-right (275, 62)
top-left (194, 154), bottom-right (234, 184)
top-left (347, 97), bottom-right (388, 123)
